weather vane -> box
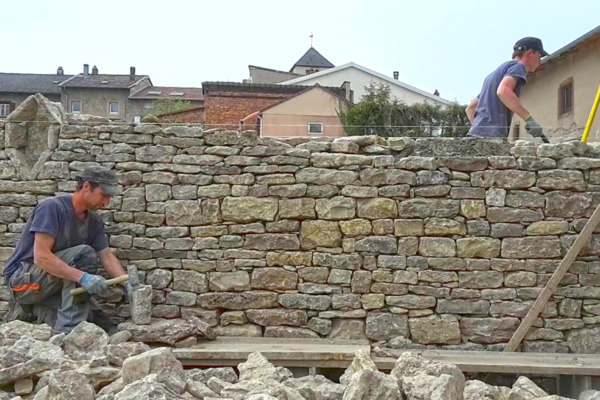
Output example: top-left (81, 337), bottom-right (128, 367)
top-left (310, 31), bottom-right (314, 47)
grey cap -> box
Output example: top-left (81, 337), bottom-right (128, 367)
top-left (80, 165), bottom-right (120, 196)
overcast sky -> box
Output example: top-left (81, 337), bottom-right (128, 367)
top-left (1, 0), bottom-right (598, 104)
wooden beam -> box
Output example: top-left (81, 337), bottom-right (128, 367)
top-left (172, 339), bottom-right (600, 376)
top-left (504, 202), bottom-right (600, 352)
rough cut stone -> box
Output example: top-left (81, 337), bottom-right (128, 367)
top-left (198, 291), bottom-right (279, 310)
top-left (471, 170), bottom-right (536, 189)
top-left (355, 237), bottom-right (398, 254)
top-left (456, 238), bottom-right (501, 258)
top-left (409, 314), bottom-right (461, 344)
top-left (397, 199), bottom-right (459, 218)
top-left (502, 236), bottom-right (561, 259)
top-left (246, 309), bottom-right (307, 327)
top-left (419, 237), bottom-right (455, 257)
top-left (300, 221), bottom-right (341, 249)
top-left (220, 197), bottom-right (278, 223)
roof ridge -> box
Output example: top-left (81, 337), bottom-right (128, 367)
top-left (289, 47), bottom-right (335, 72)
top-left (280, 62), bottom-right (453, 105)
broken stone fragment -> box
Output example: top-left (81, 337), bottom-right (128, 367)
top-left (106, 342), bottom-right (150, 367)
top-left (238, 351), bottom-right (292, 383)
top-left (118, 319), bottom-right (197, 345)
top-left (63, 321), bottom-right (109, 361)
top-left (0, 321), bottom-right (52, 347)
top-left (108, 330), bottom-right (132, 345)
top-left (186, 380), bottom-right (219, 399)
top-left (47, 370), bottom-right (95, 400)
top-left (121, 347), bottom-right (184, 385)
top-left (190, 316), bottom-right (217, 340)
top-left (186, 367), bottom-right (239, 384)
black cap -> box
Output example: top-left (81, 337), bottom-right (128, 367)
top-left (514, 37), bottom-right (548, 57)
top-left (80, 165), bottom-right (120, 196)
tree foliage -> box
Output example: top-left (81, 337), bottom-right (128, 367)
top-left (339, 82), bottom-right (469, 137)
top-left (146, 99), bottom-right (193, 117)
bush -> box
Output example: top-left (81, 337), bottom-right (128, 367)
top-left (339, 82), bottom-right (469, 137)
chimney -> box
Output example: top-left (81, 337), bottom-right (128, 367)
top-left (92, 65), bottom-right (98, 75)
top-left (83, 64), bottom-right (89, 77)
top-left (393, 71), bottom-right (399, 80)
top-left (130, 66), bottom-right (136, 81)
top-left (57, 66), bottom-right (64, 76)
top-left (341, 81), bottom-right (352, 102)
top-left (434, 89), bottom-right (440, 96)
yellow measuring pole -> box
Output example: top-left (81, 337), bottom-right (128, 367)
top-left (581, 84), bottom-right (600, 142)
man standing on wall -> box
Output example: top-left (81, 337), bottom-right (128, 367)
top-left (466, 37), bottom-right (549, 142)
top-left (3, 166), bottom-right (131, 333)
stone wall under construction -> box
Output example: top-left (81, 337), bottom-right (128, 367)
top-left (2, 99), bottom-right (600, 353)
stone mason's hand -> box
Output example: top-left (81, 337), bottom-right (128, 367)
top-left (525, 115), bottom-right (544, 138)
top-left (79, 273), bottom-right (108, 295)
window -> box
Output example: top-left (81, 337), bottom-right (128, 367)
top-left (308, 122), bottom-right (324, 135)
top-left (71, 101), bottom-right (81, 114)
top-left (559, 79), bottom-right (573, 116)
top-left (170, 92), bottom-right (185, 96)
top-left (147, 91), bottom-right (162, 96)
top-left (109, 102), bottom-right (119, 115)
top-left (0, 104), bottom-right (10, 117)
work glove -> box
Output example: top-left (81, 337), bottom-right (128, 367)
top-left (79, 273), bottom-right (108, 296)
top-left (525, 115), bottom-right (544, 139)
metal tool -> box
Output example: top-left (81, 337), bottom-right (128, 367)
top-left (127, 265), bottom-right (140, 288)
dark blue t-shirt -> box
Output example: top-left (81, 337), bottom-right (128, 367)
top-left (468, 60), bottom-right (528, 138)
top-left (4, 196), bottom-right (107, 283)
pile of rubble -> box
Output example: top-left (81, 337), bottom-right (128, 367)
top-left (0, 320), bottom-right (597, 400)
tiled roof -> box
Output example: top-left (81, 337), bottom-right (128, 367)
top-left (202, 81), bottom-right (346, 98)
top-left (130, 86), bottom-right (204, 101)
top-left (60, 74), bottom-right (149, 89)
top-left (540, 25), bottom-right (600, 67)
top-left (0, 73), bottom-right (73, 94)
top-left (290, 47), bottom-right (334, 71)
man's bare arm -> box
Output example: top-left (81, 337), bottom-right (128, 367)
top-left (466, 97), bottom-right (479, 123)
top-left (98, 248), bottom-right (126, 279)
top-left (33, 233), bottom-right (85, 282)
top-left (497, 76), bottom-right (530, 120)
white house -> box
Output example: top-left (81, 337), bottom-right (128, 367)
top-left (280, 62), bottom-right (452, 106)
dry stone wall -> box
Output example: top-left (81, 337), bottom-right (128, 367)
top-left (3, 107), bottom-right (600, 353)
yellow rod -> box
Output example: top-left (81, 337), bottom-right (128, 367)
top-left (581, 84), bottom-right (600, 142)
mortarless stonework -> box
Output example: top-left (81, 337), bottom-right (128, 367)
top-left (2, 97), bottom-right (600, 353)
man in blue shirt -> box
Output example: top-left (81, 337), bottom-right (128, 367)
top-left (466, 37), bottom-right (549, 141)
top-left (4, 166), bottom-right (131, 333)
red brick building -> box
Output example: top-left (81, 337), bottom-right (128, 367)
top-left (201, 82), bottom-right (348, 129)
top-left (157, 106), bottom-right (204, 124)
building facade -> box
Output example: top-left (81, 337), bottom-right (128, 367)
top-left (0, 67), bottom-right (71, 117)
top-left (512, 26), bottom-right (600, 142)
top-left (202, 82), bottom-right (348, 130)
top-left (1, 64), bottom-right (203, 122)
top-left (281, 62), bottom-right (452, 107)
top-left (258, 86), bottom-right (347, 138)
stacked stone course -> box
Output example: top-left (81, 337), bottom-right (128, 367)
top-left (3, 111), bottom-right (600, 352)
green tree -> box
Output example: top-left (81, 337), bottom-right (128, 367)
top-left (339, 82), bottom-right (469, 137)
top-left (146, 99), bottom-right (192, 116)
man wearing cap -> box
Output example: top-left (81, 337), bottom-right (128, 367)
top-left (466, 37), bottom-right (549, 141)
top-left (3, 165), bottom-right (130, 333)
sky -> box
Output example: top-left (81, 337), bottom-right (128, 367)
top-left (1, 0), bottom-right (599, 104)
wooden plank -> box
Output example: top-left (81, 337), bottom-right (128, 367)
top-left (505, 202), bottom-right (600, 352)
top-left (173, 338), bottom-right (600, 376)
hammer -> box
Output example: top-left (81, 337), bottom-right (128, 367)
top-left (70, 274), bottom-right (130, 296)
